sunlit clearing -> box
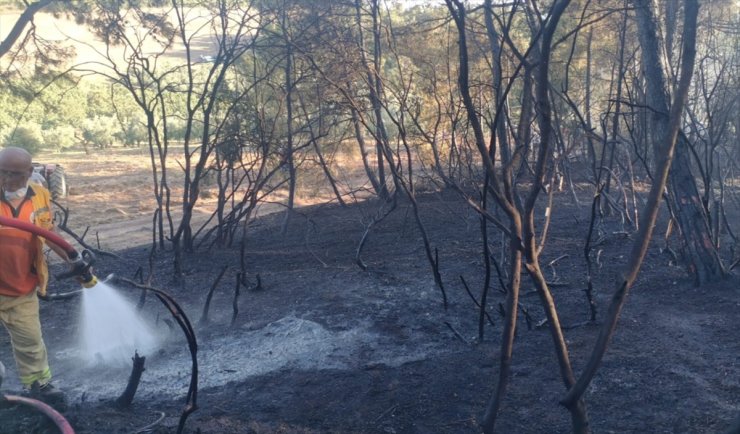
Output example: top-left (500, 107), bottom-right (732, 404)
top-left (79, 281), bottom-right (158, 366)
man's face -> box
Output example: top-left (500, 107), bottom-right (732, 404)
top-left (0, 157), bottom-right (32, 192)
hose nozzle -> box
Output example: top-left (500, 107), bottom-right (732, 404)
top-left (57, 249), bottom-right (97, 287)
top-left (80, 274), bottom-right (98, 288)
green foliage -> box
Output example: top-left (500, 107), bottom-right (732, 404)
top-left (0, 92), bottom-right (21, 136)
top-left (4, 125), bottom-right (43, 156)
top-left (167, 117), bottom-right (204, 144)
top-left (80, 116), bottom-right (117, 149)
top-left (43, 125), bottom-right (77, 151)
top-left (1, 0), bottom-right (736, 170)
top-left (0, 75), bottom-right (130, 152)
top-left (0, 1), bottom-right (27, 9)
top-left (114, 120), bottom-right (147, 147)
top-left (85, 84), bottom-right (116, 118)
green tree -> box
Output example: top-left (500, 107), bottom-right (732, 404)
top-left (42, 125), bottom-right (76, 151)
top-left (4, 124), bottom-right (43, 155)
top-left (80, 116), bottom-right (117, 149)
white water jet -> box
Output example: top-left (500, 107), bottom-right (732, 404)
top-left (79, 281), bottom-right (158, 366)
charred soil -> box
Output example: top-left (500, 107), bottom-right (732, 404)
top-left (1, 187), bottom-right (739, 434)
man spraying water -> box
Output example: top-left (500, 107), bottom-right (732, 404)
top-left (1, 147), bottom-right (159, 410)
top-left (0, 147), bottom-right (70, 407)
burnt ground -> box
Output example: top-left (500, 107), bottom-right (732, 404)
top-left (1, 189), bottom-right (739, 433)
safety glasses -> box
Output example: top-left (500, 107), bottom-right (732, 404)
top-left (0, 169), bottom-right (29, 178)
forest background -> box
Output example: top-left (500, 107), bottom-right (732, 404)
top-left (0, 1), bottom-right (739, 433)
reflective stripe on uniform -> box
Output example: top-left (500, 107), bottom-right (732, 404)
top-left (20, 366), bottom-right (52, 387)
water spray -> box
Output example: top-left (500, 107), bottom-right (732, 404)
top-left (0, 216), bottom-right (197, 433)
top-left (0, 214), bottom-right (158, 361)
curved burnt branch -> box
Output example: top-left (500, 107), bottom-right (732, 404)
top-left (355, 198), bottom-right (397, 271)
top-left (199, 266), bottom-right (229, 324)
top-left (51, 199), bottom-right (122, 260)
top-left (114, 277), bottom-right (198, 434)
top-left (459, 275), bottom-right (496, 329)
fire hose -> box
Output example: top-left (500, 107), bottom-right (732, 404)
top-left (1, 366), bottom-right (69, 433)
top-left (0, 216), bottom-right (198, 433)
top-left (1, 394), bottom-right (75, 434)
top-left (0, 215), bottom-right (97, 288)
top-left (1, 364), bottom-right (73, 432)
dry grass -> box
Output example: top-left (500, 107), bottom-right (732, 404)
top-left (35, 146), bottom-right (374, 249)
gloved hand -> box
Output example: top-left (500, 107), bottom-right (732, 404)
top-left (67, 254), bottom-right (86, 273)
top-left (64, 250), bottom-right (97, 287)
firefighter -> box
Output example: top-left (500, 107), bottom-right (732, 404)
top-left (0, 147), bottom-right (67, 406)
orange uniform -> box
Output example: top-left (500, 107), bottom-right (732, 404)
top-left (0, 195), bottom-right (41, 296)
top-left (0, 184), bottom-right (55, 387)
top-left (0, 184), bottom-right (53, 297)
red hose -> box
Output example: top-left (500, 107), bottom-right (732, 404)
top-left (0, 215), bottom-right (78, 258)
top-left (3, 394), bottom-right (75, 433)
